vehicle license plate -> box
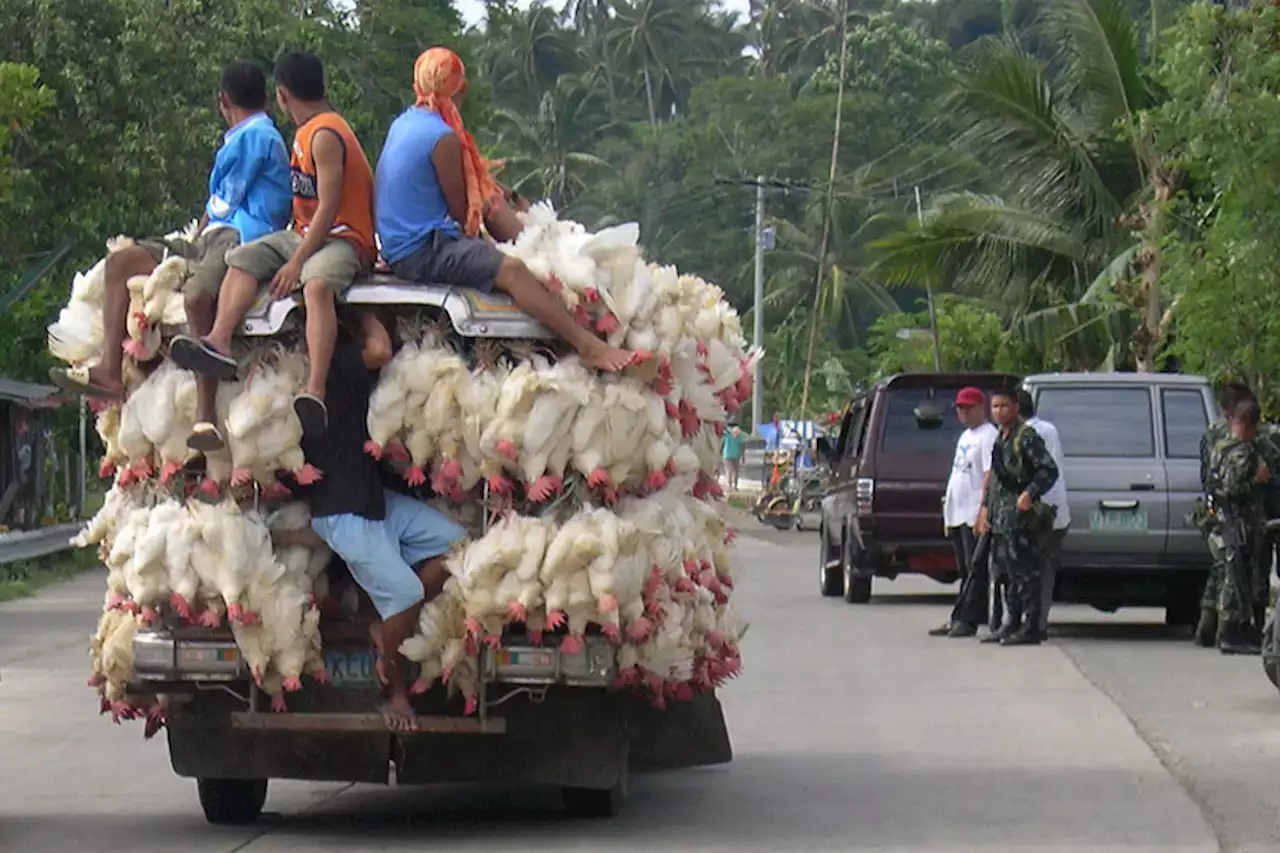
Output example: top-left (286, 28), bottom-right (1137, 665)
top-left (1090, 508), bottom-right (1148, 532)
top-left (499, 650), bottom-right (555, 668)
top-left (323, 649), bottom-right (376, 688)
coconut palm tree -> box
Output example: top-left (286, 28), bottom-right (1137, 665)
top-left (489, 74), bottom-right (612, 207)
top-left (868, 0), bottom-right (1175, 371)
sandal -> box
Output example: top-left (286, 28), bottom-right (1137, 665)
top-left (187, 422), bottom-right (226, 453)
top-left (170, 335), bottom-right (239, 382)
top-left (47, 366), bottom-right (120, 399)
top-left (294, 394), bottom-right (329, 437)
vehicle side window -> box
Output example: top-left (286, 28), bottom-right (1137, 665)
top-left (833, 403), bottom-right (859, 459)
top-left (1161, 389), bottom-right (1209, 459)
top-left (852, 402), bottom-right (871, 457)
top-left (1036, 386), bottom-right (1155, 458)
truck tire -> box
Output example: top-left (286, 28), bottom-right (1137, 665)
top-left (843, 537), bottom-right (872, 603)
top-left (562, 778), bottom-right (627, 818)
top-left (1164, 578), bottom-right (1201, 628)
top-left (196, 778), bottom-right (268, 825)
top-left (819, 528), bottom-right (842, 597)
top-left (843, 569), bottom-right (872, 604)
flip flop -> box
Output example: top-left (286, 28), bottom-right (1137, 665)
top-left (47, 366), bottom-right (120, 399)
top-left (187, 422), bottom-right (226, 453)
top-left (294, 394), bottom-right (329, 437)
top-left (170, 335), bottom-right (239, 382)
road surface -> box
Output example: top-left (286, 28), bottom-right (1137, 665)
top-left (2, 523), bottom-right (1278, 852)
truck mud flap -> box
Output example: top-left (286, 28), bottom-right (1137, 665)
top-left (395, 688), bottom-right (627, 789)
top-left (627, 692), bottom-right (732, 772)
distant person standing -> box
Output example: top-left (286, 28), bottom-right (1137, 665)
top-left (1195, 381), bottom-right (1255, 647)
top-left (722, 424), bottom-right (745, 491)
top-left (1207, 398), bottom-right (1269, 655)
top-left (977, 388), bottom-right (1059, 646)
top-left (929, 387), bottom-right (997, 638)
top-left (1019, 388), bottom-right (1070, 636)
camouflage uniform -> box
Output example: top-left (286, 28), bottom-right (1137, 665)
top-left (1207, 434), bottom-right (1266, 629)
top-left (986, 423), bottom-right (1060, 634)
top-left (1253, 428), bottom-right (1280, 618)
top-left (1198, 419), bottom-right (1231, 612)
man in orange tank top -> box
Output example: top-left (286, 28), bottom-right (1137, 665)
top-left (172, 52), bottom-right (375, 451)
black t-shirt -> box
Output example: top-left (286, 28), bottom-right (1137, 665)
top-left (295, 341), bottom-right (386, 521)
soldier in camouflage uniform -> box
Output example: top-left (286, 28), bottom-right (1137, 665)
top-left (1252, 425), bottom-right (1280, 629)
top-left (1207, 398), bottom-right (1269, 655)
top-left (976, 389), bottom-right (1059, 646)
top-left (1194, 382), bottom-right (1255, 647)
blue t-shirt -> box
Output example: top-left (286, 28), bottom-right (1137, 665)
top-left (205, 113), bottom-right (292, 244)
top-left (375, 107), bottom-right (462, 264)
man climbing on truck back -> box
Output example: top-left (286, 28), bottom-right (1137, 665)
top-left (172, 51), bottom-right (376, 447)
top-left (373, 47), bottom-right (634, 373)
top-left (50, 60), bottom-right (291, 414)
top-left (276, 309), bottom-right (467, 732)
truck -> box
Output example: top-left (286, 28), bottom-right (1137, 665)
top-left (128, 277), bottom-right (733, 824)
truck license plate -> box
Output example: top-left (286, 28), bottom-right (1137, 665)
top-left (1090, 508), bottom-right (1148, 532)
top-left (323, 649), bottom-right (376, 688)
top-left (499, 650), bottom-right (554, 668)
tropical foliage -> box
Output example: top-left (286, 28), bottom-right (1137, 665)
top-left (8, 0), bottom-right (1280, 428)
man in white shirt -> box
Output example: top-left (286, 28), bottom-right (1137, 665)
top-left (1018, 388), bottom-right (1070, 635)
top-left (929, 387), bottom-right (999, 638)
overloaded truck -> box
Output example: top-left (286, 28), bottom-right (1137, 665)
top-left (129, 280), bottom-right (733, 824)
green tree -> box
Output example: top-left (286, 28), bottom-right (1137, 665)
top-left (869, 0), bottom-right (1173, 372)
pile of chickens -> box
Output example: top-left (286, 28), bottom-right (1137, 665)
top-left (55, 203), bottom-right (754, 725)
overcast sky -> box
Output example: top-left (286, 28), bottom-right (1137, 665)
top-left (454, 0), bottom-right (752, 29)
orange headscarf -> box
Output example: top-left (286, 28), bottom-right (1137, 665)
top-left (413, 47), bottom-right (499, 237)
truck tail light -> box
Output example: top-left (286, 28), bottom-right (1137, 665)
top-left (856, 477), bottom-right (874, 516)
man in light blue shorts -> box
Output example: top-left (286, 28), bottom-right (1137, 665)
top-left (285, 309), bottom-right (465, 732)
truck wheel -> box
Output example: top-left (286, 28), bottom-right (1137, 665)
top-left (562, 778), bottom-right (627, 818)
top-left (819, 530), bottom-right (842, 597)
top-left (196, 778), bottom-right (268, 825)
top-left (842, 537), bottom-right (872, 603)
top-left (1164, 578), bottom-right (1201, 628)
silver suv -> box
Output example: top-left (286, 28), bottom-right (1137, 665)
top-left (1022, 372), bottom-right (1217, 625)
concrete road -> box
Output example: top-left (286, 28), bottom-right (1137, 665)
top-left (2, 523), bottom-right (1275, 852)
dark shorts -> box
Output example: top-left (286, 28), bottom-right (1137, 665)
top-left (138, 226), bottom-right (240, 297)
top-left (390, 230), bottom-right (506, 293)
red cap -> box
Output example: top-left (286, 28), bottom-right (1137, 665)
top-left (955, 387), bottom-right (985, 407)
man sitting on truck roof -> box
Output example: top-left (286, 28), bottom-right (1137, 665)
top-left (49, 61), bottom-right (291, 406)
top-left (172, 52), bottom-right (377, 447)
top-left (275, 309), bottom-right (466, 732)
top-left (373, 47), bottom-right (634, 373)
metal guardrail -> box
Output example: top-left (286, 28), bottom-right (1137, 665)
top-left (0, 523), bottom-right (82, 565)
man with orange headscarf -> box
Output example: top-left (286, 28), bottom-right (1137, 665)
top-left (374, 47), bottom-right (634, 372)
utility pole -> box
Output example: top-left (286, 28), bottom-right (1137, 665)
top-left (715, 176), bottom-right (808, 433)
top-left (753, 176), bottom-right (765, 435)
top-left (915, 185), bottom-right (942, 372)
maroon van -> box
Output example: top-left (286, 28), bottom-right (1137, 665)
top-left (816, 372), bottom-right (1020, 602)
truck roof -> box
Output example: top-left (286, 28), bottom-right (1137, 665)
top-left (1022, 372), bottom-right (1211, 387)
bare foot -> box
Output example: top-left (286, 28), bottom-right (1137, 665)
top-left (380, 694), bottom-right (418, 733)
top-left (369, 622), bottom-right (389, 687)
top-left (582, 342), bottom-right (635, 373)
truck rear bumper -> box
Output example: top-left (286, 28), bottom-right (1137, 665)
top-left (165, 686), bottom-right (732, 789)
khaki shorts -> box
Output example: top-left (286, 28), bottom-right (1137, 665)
top-left (225, 229), bottom-right (362, 295)
top-left (139, 226), bottom-right (240, 297)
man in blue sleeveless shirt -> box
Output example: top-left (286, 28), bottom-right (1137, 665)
top-left (374, 49), bottom-right (633, 373)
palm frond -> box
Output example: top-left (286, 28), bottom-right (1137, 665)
top-left (948, 40), bottom-right (1124, 233)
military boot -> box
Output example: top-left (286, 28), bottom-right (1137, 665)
top-left (1219, 622), bottom-right (1262, 656)
top-left (1000, 624), bottom-right (1044, 646)
top-left (1193, 608), bottom-right (1218, 648)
